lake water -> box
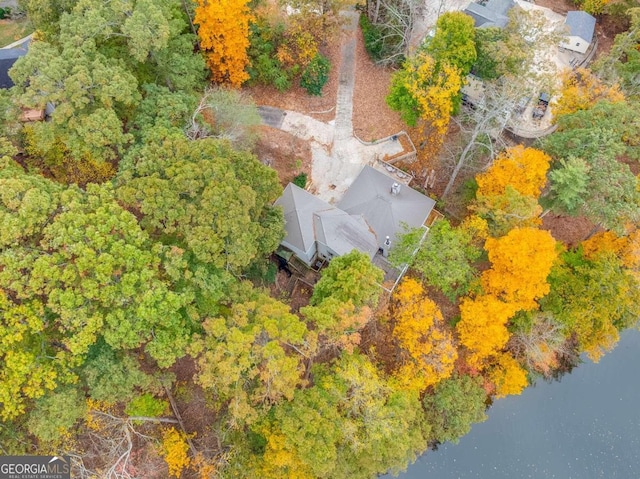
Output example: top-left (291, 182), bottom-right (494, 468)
top-left (389, 329), bottom-right (640, 479)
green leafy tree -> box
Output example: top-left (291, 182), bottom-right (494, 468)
top-left (190, 292), bottom-right (312, 427)
top-left (82, 340), bottom-right (153, 404)
top-left (131, 84), bottom-right (199, 140)
top-left (300, 54), bottom-right (330, 96)
top-left (390, 220), bottom-right (481, 300)
top-left (301, 298), bottom-right (372, 354)
top-left (472, 27), bottom-right (502, 80)
top-left (422, 374), bottom-right (487, 444)
top-left (0, 153), bottom-right (63, 247)
top-left (20, 0), bottom-right (76, 39)
top-left (542, 250), bottom-right (640, 361)
top-left (310, 250), bottom-right (384, 307)
top-left (426, 11), bottom-right (477, 75)
top-left (545, 157), bottom-right (590, 215)
top-left (27, 386), bottom-right (87, 443)
top-left (11, 40), bottom-right (138, 162)
top-left (11, 0), bottom-right (205, 162)
top-left (0, 91), bottom-right (20, 140)
top-left (251, 353), bottom-right (429, 479)
top-left (0, 160), bottom-right (193, 367)
top-left (540, 101), bottom-right (640, 161)
top-left (116, 129), bottom-right (284, 274)
top-left (566, 154), bottom-right (639, 231)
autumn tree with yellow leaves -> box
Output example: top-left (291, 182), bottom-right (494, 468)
top-left (472, 146), bottom-right (551, 236)
top-left (476, 146), bottom-right (550, 198)
top-left (457, 294), bottom-right (517, 368)
top-left (553, 68), bottom-right (624, 120)
top-left (195, 0), bottom-right (253, 86)
top-left (387, 51), bottom-right (463, 157)
top-left (391, 279), bottom-right (457, 391)
top-left (487, 352), bottom-right (528, 398)
top-left (482, 227), bottom-right (558, 311)
top-left (457, 227), bottom-right (558, 367)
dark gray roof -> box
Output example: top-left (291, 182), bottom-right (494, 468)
top-left (314, 209), bottom-right (378, 259)
top-left (565, 11), bottom-right (596, 43)
top-left (464, 0), bottom-right (514, 28)
top-left (0, 45), bottom-right (28, 89)
top-left (275, 183), bottom-right (333, 254)
top-left (275, 182), bottom-right (382, 261)
top-left (337, 166), bottom-right (435, 248)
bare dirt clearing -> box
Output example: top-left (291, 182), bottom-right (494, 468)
top-left (352, 26), bottom-right (405, 142)
top-left (253, 125), bottom-right (313, 186)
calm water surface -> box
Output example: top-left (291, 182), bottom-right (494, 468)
top-left (390, 329), bottom-right (640, 479)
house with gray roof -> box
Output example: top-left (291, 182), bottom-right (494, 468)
top-left (0, 48), bottom-right (24, 89)
top-left (275, 166), bottom-right (436, 288)
top-left (463, 0), bottom-right (515, 29)
top-left (275, 182), bottom-right (378, 267)
top-left (561, 11), bottom-right (596, 54)
top-left (0, 40), bottom-right (29, 89)
top-left (337, 166), bottom-right (435, 253)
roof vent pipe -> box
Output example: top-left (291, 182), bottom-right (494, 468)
top-left (391, 182), bottom-right (401, 196)
top-left (382, 236), bottom-right (391, 257)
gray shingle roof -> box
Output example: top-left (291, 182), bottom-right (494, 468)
top-left (314, 209), bottom-right (378, 259)
top-left (275, 183), bottom-right (332, 254)
top-left (464, 0), bottom-right (514, 28)
top-left (565, 11), bottom-right (596, 43)
top-left (337, 166), bottom-right (435, 248)
top-left (0, 47), bottom-right (27, 89)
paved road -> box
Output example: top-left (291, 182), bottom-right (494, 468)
top-left (258, 106), bottom-right (285, 129)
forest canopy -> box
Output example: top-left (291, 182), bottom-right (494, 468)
top-left (1, 1), bottom-right (639, 478)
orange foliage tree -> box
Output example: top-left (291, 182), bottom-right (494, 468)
top-left (195, 0), bottom-right (253, 86)
top-left (391, 279), bottom-right (457, 391)
top-left (472, 146), bottom-right (551, 236)
top-left (581, 229), bottom-right (640, 271)
top-left (457, 294), bottom-right (518, 367)
top-left (482, 227), bottom-right (558, 311)
top-left (487, 352), bottom-right (528, 398)
top-left (553, 68), bottom-right (624, 119)
top-left (476, 146), bottom-right (551, 198)
top-left (162, 427), bottom-right (191, 478)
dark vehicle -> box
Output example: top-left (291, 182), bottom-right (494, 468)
top-left (532, 92), bottom-right (550, 120)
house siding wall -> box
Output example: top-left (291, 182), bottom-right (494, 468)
top-left (561, 35), bottom-right (589, 54)
top-left (281, 240), bottom-right (317, 267)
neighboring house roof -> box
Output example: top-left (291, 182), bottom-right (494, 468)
top-left (564, 11), bottom-right (596, 43)
top-left (337, 166), bottom-right (436, 248)
top-left (0, 45), bottom-right (28, 89)
top-left (275, 183), bottom-right (332, 254)
top-left (464, 0), bottom-right (515, 28)
top-left (313, 209), bottom-right (378, 259)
